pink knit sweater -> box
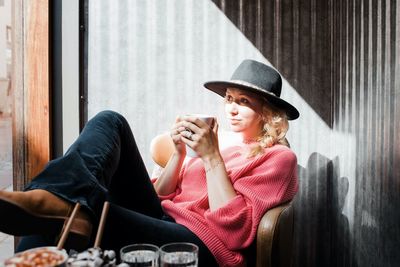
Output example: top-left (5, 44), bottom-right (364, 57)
top-left (157, 144), bottom-right (298, 267)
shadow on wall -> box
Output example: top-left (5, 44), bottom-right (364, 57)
top-left (293, 153), bottom-right (357, 267)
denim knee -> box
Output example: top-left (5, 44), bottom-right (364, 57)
top-left (93, 110), bottom-right (125, 125)
top-left (95, 110), bottom-right (124, 122)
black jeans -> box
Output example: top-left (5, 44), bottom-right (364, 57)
top-left (17, 110), bottom-right (218, 266)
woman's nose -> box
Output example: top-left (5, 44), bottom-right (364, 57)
top-left (227, 102), bottom-right (239, 114)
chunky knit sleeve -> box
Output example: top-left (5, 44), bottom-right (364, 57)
top-left (204, 147), bottom-right (298, 250)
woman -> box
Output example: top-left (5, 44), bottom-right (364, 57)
top-left (0, 59), bottom-right (299, 267)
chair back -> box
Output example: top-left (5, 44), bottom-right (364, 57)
top-left (150, 133), bottom-right (175, 168)
top-left (256, 201), bottom-right (294, 267)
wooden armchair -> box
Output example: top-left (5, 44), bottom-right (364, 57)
top-left (150, 133), bottom-right (294, 267)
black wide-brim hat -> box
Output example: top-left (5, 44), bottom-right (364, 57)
top-left (204, 59), bottom-right (299, 120)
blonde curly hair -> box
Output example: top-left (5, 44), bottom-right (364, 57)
top-left (247, 99), bottom-right (290, 157)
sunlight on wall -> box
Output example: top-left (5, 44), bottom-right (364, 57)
top-left (88, 0), bottom-right (263, 167)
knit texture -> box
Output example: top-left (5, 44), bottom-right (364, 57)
top-left (157, 144), bottom-right (298, 266)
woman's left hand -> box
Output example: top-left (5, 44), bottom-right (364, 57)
top-left (177, 116), bottom-right (220, 160)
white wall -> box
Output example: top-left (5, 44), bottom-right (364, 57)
top-left (0, 0), bottom-right (11, 78)
top-left (87, 0), bottom-right (268, 171)
top-left (0, 0), bottom-right (11, 115)
top-left (62, 0), bottom-right (80, 152)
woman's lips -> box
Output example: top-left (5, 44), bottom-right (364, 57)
top-left (229, 119), bottom-right (241, 125)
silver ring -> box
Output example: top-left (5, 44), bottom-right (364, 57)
top-left (188, 132), bottom-right (193, 140)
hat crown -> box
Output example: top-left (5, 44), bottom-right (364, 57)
top-left (230, 60), bottom-right (282, 97)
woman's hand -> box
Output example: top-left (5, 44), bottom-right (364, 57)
top-left (177, 116), bottom-right (220, 160)
top-left (170, 116), bottom-right (187, 157)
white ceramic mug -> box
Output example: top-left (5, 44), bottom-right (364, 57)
top-left (183, 114), bottom-right (215, 158)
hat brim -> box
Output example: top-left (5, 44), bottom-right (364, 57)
top-left (204, 81), bottom-right (299, 120)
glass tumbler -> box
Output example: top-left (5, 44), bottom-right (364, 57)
top-left (159, 242), bottom-right (198, 267)
top-left (120, 243), bottom-right (159, 267)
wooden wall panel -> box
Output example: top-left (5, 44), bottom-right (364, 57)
top-left (212, 0), bottom-right (400, 266)
top-left (333, 0), bottom-right (400, 265)
top-left (12, 0), bottom-right (51, 190)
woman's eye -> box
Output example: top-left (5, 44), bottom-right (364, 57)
top-left (225, 95), bottom-right (233, 103)
top-left (240, 98), bottom-right (250, 104)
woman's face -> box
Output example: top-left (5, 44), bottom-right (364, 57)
top-left (224, 88), bottom-right (264, 140)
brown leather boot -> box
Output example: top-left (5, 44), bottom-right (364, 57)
top-left (0, 189), bottom-right (92, 249)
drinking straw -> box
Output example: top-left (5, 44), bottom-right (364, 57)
top-left (57, 202), bottom-right (81, 250)
top-left (94, 201), bottom-right (110, 248)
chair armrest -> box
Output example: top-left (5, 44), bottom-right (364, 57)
top-left (256, 201), bottom-right (294, 267)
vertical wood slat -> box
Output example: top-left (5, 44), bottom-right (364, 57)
top-left (12, 0), bottom-right (51, 190)
top-left (392, 0), bottom-right (400, 195)
top-left (11, 0), bottom-right (25, 191)
top-left (25, 0), bottom-right (51, 181)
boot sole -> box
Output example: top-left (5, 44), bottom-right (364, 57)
top-left (0, 196), bottom-right (92, 250)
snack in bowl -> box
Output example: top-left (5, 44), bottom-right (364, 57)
top-left (4, 246), bottom-right (68, 267)
top-left (66, 247), bottom-right (116, 267)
